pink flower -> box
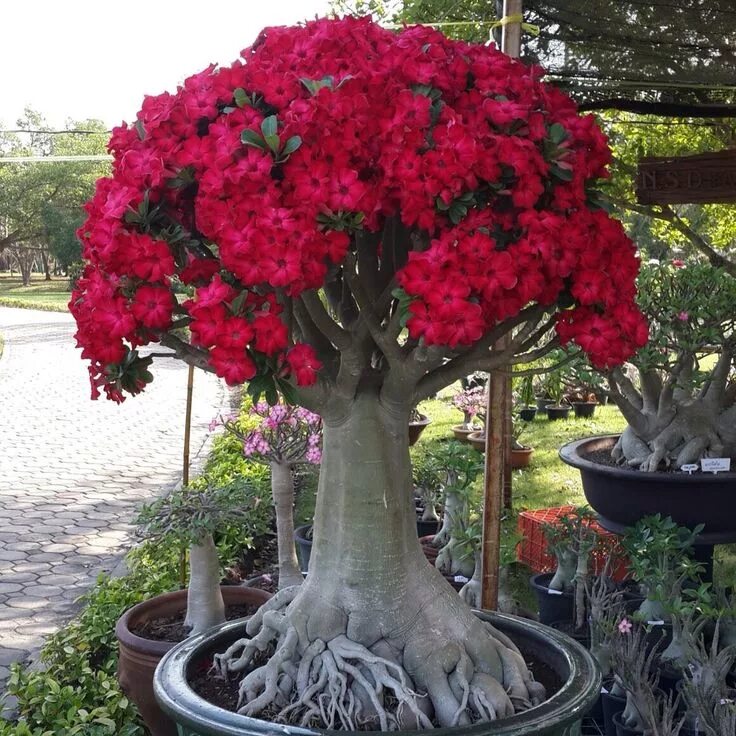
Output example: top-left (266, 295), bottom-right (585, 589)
top-left (618, 618), bottom-right (633, 634)
top-left (677, 311), bottom-right (689, 322)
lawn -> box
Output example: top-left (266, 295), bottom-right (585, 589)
top-left (414, 393), bottom-right (627, 512)
top-left (0, 272), bottom-right (71, 312)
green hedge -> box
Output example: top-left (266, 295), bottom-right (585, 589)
top-left (0, 430), bottom-right (273, 736)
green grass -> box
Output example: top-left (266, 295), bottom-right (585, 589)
top-left (0, 273), bottom-right (71, 312)
top-left (415, 395), bottom-right (626, 512)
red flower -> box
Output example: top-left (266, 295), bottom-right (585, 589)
top-left (286, 344), bottom-right (322, 386)
top-left (131, 286), bottom-right (174, 329)
top-left (210, 346), bottom-right (256, 385)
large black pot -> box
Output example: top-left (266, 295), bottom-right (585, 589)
top-left (559, 435), bottom-right (736, 535)
top-left (154, 611), bottom-right (601, 736)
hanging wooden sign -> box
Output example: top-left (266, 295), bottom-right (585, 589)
top-left (636, 149), bottom-right (736, 205)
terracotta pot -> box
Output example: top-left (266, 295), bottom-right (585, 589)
top-left (408, 413), bottom-right (431, 446)
top-left (467, 430), bottom-right (486, 452)
top-left (511, 446), bottom-right (534, 469)
top-left (116, 586), bottom-right (272, 736)
top-left (451, 424), bottom-right (479, 442)
top-left (419, 533), bottom-right (439, 563)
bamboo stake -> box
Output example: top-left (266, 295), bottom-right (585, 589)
top-left (481, 0), bottom-right (522, 611)
top-left (182, 364), bottom-right (195, 487)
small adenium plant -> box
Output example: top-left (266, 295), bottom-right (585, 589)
top-left (216, 401), bottom-right (321, 588)
top-left (451, 385), bottom-right (487, 428)
top-left (136, 479), bottom-right (256, 635)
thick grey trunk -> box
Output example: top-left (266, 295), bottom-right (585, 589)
top-left (215, 391), bottom-right (545, 728)
top-left (270, 460), bottom-right (303, 589)
top-left (184, 534), bottom-right (225, 635)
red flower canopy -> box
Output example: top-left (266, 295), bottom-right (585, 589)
top-left (71, 16), bottom-right (647, 402)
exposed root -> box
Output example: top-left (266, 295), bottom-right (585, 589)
top-left (211, 586), bottom-right (546, 730)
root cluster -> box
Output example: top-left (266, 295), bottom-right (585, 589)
top-left (212, 585), bottom-right (545, 730)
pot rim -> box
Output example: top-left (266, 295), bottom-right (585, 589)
top-left (511, 446), bottom-right (533, 455)
top-left (154, 610), bottom-right (600, 736)
top-left (409, 413), bottom-right (432, 427)
top-left (559, 434), bottom-right (736, 483)
top-left (116, 586), bottom-right (272, 657)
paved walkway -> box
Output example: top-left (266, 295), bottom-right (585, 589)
top-left (0, 307), bottom-right (227, 693)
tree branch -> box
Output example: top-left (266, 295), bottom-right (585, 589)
top-left (300, 290), bottom-right (351, 350)
top-left (159, 334), bottom-right (214, 373)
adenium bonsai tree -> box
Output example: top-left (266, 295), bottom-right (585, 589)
top-left (217, 400), bottom-right (321, 589)
top-left (451, 385), bottom-right (486, 429)
top-left (606, 261), bottom-right (736, 471)
top-left (136, 480), bottom-right (253, 635)
top-left (71, 16), bottom-right (645, 729)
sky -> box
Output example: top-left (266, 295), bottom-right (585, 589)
top-left (0, 0), bottom-right (334, 130)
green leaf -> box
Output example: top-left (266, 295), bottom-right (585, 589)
top-left (240, 129), bottom-right (266, 150)
top-left (276, 378), bottom-right (298, 405)
top-left (134, 119), bottom-right (145, 141)
top-left (281, 136), bottom-right (302, 156)
top-left (548, 123), bottom-right (567, 144)
top-left (233, 88), bottom-right (248, 108)
top-left (264, 133), bottom-right (281, 153)
top-left (229, 292), bottom-right (247, 315)
top-left (261, 115), bottom-right (278, 139)
top-left (265, 387), bottom-right (279, 406)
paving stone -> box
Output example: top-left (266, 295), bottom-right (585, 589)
top-left (0, 306), bottom-right (227, 694)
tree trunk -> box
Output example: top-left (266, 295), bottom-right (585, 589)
top-left (184, 533), bottom-right (226, 636)
top-left (215, 390), bottom-right (545, 728)
top-left (41, 248), bottom-right (52, 281)
top-left (270, 460), bottom-right (304, 589)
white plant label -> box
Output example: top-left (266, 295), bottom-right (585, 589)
top-left (453, 575), bottom-right (469, 584)
top-left (547, 588), bottom-right (563, 596)
top-left (647, 620), bottom-right (665, 626)
top-left (701, 458), bottom-right (731, 474)
top-left (681, 463), bottom-right (698, 475)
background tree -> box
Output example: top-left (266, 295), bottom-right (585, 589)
top-left (71, 17), bottom-right (645, 728)
top-left (0, 110), bottom-right (108, 282)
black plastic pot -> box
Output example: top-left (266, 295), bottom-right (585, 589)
top-left (416, 518), bottom-right (440, 537)
top-left (518, 407), bottom-right (537, 422)
top-left (154, 610), bottom-right (601, 736)
top-left (530, 572), bottom-right (574, 626)
top-left (535, 397), bottom-right (554, 413)
top-left (612, 711), bottom-right (643, 736)
top-left (546, 405), bottom-right (571, 421)
top-left (572, 401), bottom-right (597, 418)
top-left (601, 688), bottom-right (626, 736)
top-left (559, 435), bottom-right (736, 535)
top-left (549, 620), bottom-right (590, 649)
top-left (293, 524), bottom-right (313, 573)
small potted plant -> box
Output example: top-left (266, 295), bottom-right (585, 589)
top-left (428, 441), bottom-right (484, 581)
top-left (116, 480), bottom-right (272, 736)
top-left (516, 375), bottom-right (537, 421)
top-left (412, 451), bottom-right (443, 537)
top-left (530, 507), bottom-right (597, 627)
top-left (450, 385), bottom-right (486, 441)
top-left (408, 404), bottom-right (432, 445)
top-left (621, 514), bottom-right (703, 625)
top-left (544, 369), bottom-right (571, 420)
top-left (511, 416), bottom-right (534, 468)
top-left (218, 401), bottom-right (322, 587)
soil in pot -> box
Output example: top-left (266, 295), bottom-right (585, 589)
top-left (572, 401), bottom-right (597, 418)
top-left (529, 572), bottom-right (575, 626)
top-left (546, 405), bottom-right (571, 421)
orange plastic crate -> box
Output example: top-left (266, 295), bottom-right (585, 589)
top-left (517, 506), bottom-right (629, 581)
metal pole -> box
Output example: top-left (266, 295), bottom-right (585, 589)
top-left (182, 364), bottom-right (195, 487)
top-left (481, 0), bottom-right (523, 611)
